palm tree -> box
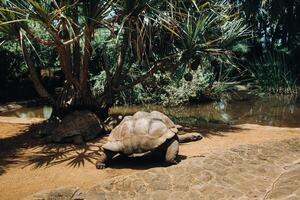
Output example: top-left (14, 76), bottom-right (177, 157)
top-left (0, 0), bottom-right (248, 119)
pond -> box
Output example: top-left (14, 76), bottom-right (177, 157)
top-left (1, 95), bottom-right (300, 127)
top-left (110, 96), bottom-right (300, 127)
top-left (0, 106), bottom-right (53, 119)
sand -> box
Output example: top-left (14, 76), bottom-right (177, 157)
top-left (0, 119), bottom-right (300, 200)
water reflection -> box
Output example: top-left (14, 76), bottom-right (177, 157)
top-left (110, 96), bottom-right (300, 127)
top-left (0, 96), bottom-right (299, 127)
top-left (1, 106), bottom-right (52, 119)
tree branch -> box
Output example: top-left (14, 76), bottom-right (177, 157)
top-left (45, 23), bottom-right (80, 89)
top-left (19, 31), bottom-right (54, 102)
top-left (72, 4), bottom-right (81, 78)
top-left (80, 25), bottom-right (93, 95)
top-left (112, 27), bottom-right (129, 87)
top-left (63, 32), bottom-right (84, 45)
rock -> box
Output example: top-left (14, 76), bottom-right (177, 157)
top-left (26, 138), bottom-right (300, 200)
top-left (233, 85), bottom-right (248, 92)
top-left (23, 187), bottom-right (84, 200)
top-left (90, 138), bottom-right (300, 199)
top-left (0, 103), bottom-right (22, 113)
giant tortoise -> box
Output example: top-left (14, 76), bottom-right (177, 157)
top-left (96, 111), bottom-right (202, 169)
top-left (49, 110), bottom-right (105, 144)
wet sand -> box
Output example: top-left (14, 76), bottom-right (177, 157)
top-left (0, 119), bottom-right (300, 200)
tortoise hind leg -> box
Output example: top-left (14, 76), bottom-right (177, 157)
top-left (165, 137), bottom-right (179, 164)
top-left (178, 132), bottom-right (203, 143)
top-left (96, 149), bottom-right (116, 169)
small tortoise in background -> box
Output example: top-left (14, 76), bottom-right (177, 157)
top-left (96, 111), bottom-right (202, 169)
top-left (49, 110), bottom-right (105, 144)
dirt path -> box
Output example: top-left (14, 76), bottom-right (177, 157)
top-left (0, 119), bottom-right (299, 200)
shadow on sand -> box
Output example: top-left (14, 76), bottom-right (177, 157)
top-left (0, 121), bottom-right (245, 175)
top-left (23, 143), bottom-right (102, 169)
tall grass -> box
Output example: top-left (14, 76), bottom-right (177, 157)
top-left (248, 51), bottom-right (297, 95)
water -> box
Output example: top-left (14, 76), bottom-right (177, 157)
top-left (0, 106), bottom-right (52, 119)
top-left (110, 96), bottom-right (300, 127)
top-left (1, 96), bottom-right (300, 127)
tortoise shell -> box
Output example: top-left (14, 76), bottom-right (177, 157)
top-left (102, 111), bottom-right (178, 155)
top-left (52, 110), bottom-right (104, 142)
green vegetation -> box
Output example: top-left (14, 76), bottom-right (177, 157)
top-left (248, 51), bottom-right (297, 95)
top-left (0, 0), bottom-right (299, 115)
top-left (0, 47), bottom-right (25, 84)
top-left (238, 0), bottom-right (300, 94)
top-left (110, 61), bottom-right (234, 106)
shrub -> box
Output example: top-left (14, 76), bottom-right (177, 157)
top-left (248, 51), bottom-right (297, 95)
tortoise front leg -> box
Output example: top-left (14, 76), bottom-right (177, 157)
top-left (165, 137), bottom-right (179, 164)
top-left (96, 149), bottom-right (116, 169)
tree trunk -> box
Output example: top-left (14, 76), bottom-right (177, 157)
top-left (52, 81), bottom-right (110, 120)
top-left (112, 26), bottom-right (129, 88)
top-left (80, 26), bottom-right (93, 97)
top-left (20, 33), bottom-right (54, 102)
top-left (72, 4), bottom-right (81, 78)
top-left (21, 36), bottom-right (110, 120)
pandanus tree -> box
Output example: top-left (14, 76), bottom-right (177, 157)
top-left (0, 0), bottom-right (248, 120)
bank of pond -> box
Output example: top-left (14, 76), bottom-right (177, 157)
top-left (1, 95), bottom-right (300, 128)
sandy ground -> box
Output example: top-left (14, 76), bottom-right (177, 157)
top-left (0, 119), bottom-right (300, 200)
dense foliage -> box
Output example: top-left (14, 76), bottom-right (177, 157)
top-left (236, 0), bottom-right (300, 94)
top-left (0, 46), bottom-right (24, 84)
top-left (0, 0), bottom-right (299, 111)
top-left (0, 0), bottom-right (248, 115)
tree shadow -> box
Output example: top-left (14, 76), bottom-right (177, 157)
top-left (0, 121), bottom-right (103, 174)
top-left (23, 143), bottom-right (102, 169)
top-left (0, 120), bottom-right (245, 174)
top-left (0, 167), bottom-right (4, 175)
top-left (0, 122), bottom-right (45, 176)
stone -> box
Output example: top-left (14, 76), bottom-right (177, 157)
top-left (25, 138), bottom-right (300, 200)
top-left (23, 187), bottom-right (84, 200)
